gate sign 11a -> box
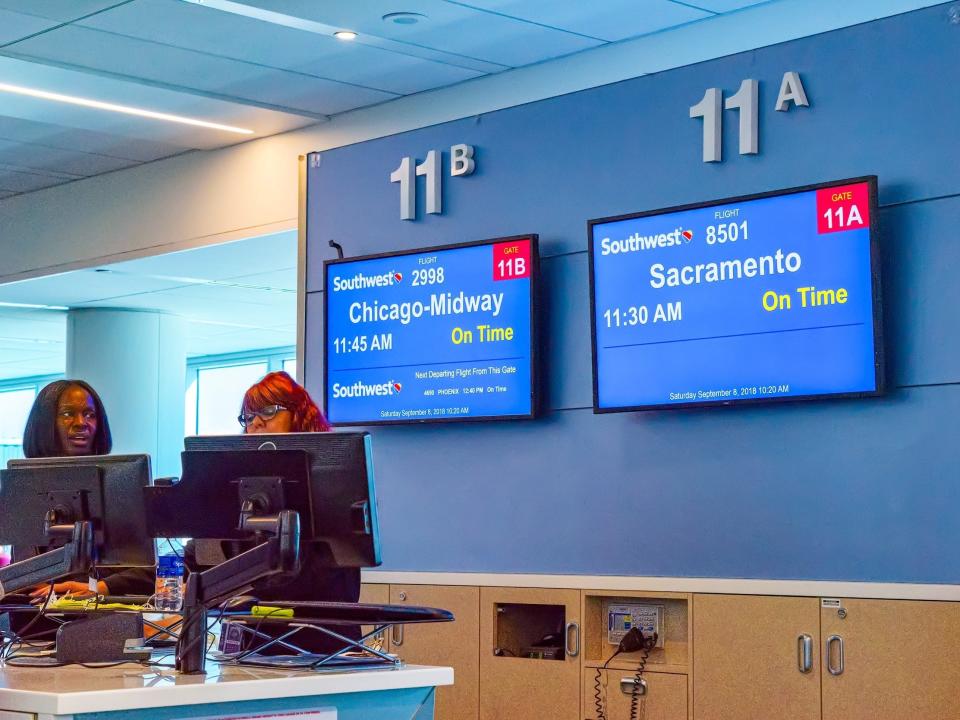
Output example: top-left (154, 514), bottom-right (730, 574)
top-left (689, 71), bottom-right (810, 162)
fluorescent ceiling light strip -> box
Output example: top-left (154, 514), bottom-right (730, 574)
top-left (179, 0), bottom-right (507, 74)
top-left (0, 82), bottom-right (254, 135)
top-left (0, 301), bottom-right (68, 310)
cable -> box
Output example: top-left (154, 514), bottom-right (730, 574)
top-left (594, 646), bottom-right (624, 720)
top-left (593, 628), bottom-right (657, 720)
top-left (162, 537), bottom-right (184, 560)
top-left (8, 581), bottom-right (56, 647)
top-left (628, 636), bottom-right (655, 720)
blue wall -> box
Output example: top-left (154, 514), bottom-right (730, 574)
top-left (305, 4), bottom-right (960, 583)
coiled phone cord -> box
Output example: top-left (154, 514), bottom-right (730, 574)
top-left (594, 629), bottom-right (657, 720)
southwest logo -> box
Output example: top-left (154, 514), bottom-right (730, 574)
top-left (600, 226), bottom-right (691, 256)
top-left (331, 271), bottom-right (399, 292)
top-left (392, 382), bottom-right (402, 393)
top-left (332, 381), bottom-right (398, 398)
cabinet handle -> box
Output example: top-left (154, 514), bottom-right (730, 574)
top-left (391, 624), bottom-right (404, 646)
top-left (826, 635), bottom-right (844, 676)
top-left (797, 634), bottom-right (813, 673)
top-left (564, 621), bottom-right (580, 658)
top-left (620, 677), bottom-right (647, 696)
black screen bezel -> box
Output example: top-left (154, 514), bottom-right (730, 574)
top-left (587, 175), bottom-right (885, 413)
top-left (322, 234), bottom-right (540, 426)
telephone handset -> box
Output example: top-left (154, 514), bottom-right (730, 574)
top-left (594, 626), bottom-right (658, 720)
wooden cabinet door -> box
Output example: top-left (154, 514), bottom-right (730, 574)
top-left (821, 598), bottom-right (960, 720)
top-left (583, 670), bottom-right (688, 720)
top-left (390, 585), bottom-right (480, 720)
top-left (693, 594), bottom-right (820, 720)
top-left (479, 587), bottom-right (581, 720)
top-left (360, 582), bottom-right (390, 604)
top-left (359, 583), bottom-right (390, 652)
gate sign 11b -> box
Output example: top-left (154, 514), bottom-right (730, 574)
top-left (324, 236), bottom-right (539, 425)
top-left (588, 177), bottom-right (884, 412)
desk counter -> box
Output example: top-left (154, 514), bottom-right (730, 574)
top-left (0, 662), bottom-right (453, 720)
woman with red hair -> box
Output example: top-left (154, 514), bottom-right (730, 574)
top-left (235, 371), bottom-right (359, 654)
top-left (238, 371), bottom-right (331, 433)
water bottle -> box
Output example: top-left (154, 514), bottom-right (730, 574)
top-left (155, 554), bottom-right (185, 611)
top-left (0, 544), bottom-right (10, 568)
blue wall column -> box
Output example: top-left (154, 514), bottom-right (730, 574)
top-left (66, 308), bottom-right (185, 478)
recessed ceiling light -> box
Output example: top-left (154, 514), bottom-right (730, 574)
top-left (382, 12), bottom-right (426, 25)
top-left (176, 0), bottom-right (499, 74)
top-left (0, 82), bottom-right (254, 135)
top-left (334, 30), bottom-right (357, 40)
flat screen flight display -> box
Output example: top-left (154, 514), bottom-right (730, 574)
top-left (324, 236), bottom-right (538, 425)
top-left (589, 177), bottom-right (884, 411)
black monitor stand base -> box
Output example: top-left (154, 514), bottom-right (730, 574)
top-left (176, 509), bottom-right (301, 674)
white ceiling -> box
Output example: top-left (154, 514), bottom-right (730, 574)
top-left (0, 0), bottom-right (780, 199)
top-left (0, 230), bottom-right (296, 380)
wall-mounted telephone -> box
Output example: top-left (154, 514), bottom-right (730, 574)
top-left (606, 602), bottom-right (664, 649)
top-left (595, 602), bottom-right (662, 720)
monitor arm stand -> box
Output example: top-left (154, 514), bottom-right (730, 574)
top-left (0, 521), bottom-right (95, 597)
top-left (176, 509), bottom-right (301, 674)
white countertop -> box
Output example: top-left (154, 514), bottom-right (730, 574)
top-left (0, 662), bottom-right (453, 715)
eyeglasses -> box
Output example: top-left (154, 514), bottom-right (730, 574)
top-left (238, 405), bottom-right (287, 427)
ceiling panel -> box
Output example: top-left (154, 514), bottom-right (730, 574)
top-left (0, 356), bottom-right (64, 381)
top-left (126, 282), bottom-right (296, 308)
top-left (0, 166), bottom-right (74, 193)
top-left (74, 287), bottom-right (295, 328)
top-left (235, 0), bottom-right (603, 67)
top-left (8, 26), bottom-right (396, 115)
top-left (217, 72), bottom-right (394, 117)
top-left (0, 345), bottom-right (60, 361)
top-left (80, 0), bottom-right (485, 95)
top-left (184, 325), bottom-right (296, 357)
top-left (0, 1), bottom-right (129, 22)
top-left (0, 308), bottom-right (66, 337)
top-left (0, 8), bottom-right (58, 43)
top-left (293, 45), bottom-right (484, 96)
top-left (106, 231), bottom-right (298, 280)
top-left (0, 138), bottom-right (140, 176)
top-left (456, 0), bottom-right (711, 41)
top-left (0, 269), bottom-right (189, 306)
top-left (0, 348), bottom-right (61, 364)
top-left (686, 0), bottom-right (771, 11)
top-left (223, 269), bottom-right (297, 292)
top-left (0, 115), bottom-right (188, 162)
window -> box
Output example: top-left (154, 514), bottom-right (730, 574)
top-left (283, 357), bottom-right (298, 381)
top-left (184, 347), bottom-right (295, 437)
top-left (0, 376), bottom-right (60, 559)
top-left (0, 375), bottom-right (61, 464)
top-left (0, 388), bottom-right (36, 446)
top-left (196, 362), bottom-right (268, 435)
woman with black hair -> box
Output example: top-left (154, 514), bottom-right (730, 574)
top-left (22, 380), bottom-right (154, 599)
top-left (23, 380), bottom-right (112, 458)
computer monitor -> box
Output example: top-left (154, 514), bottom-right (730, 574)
top-left (156, 432), bottom-right (381, 569)
top-left (0, 454), bottom-right (155, 568)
